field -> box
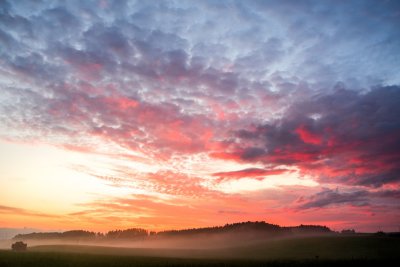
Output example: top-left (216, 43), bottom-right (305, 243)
top-left (0, 236), bottom-right (399, 267)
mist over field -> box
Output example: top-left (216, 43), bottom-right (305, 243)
top-left (2, 235), bottom-right (400, 264)
top-left (1, 222), bottom-right (399, 267)
top-left (2, 231), bottom-right (316, 250)
top-left (0, 223), bottom-right (332, 253)
top-left (3, 222), bottom-right (320, 247)
top-left (2, 221), bottom-right (399, 259)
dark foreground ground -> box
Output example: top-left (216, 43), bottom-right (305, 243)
top-left (0, 236), bottom-right (399, 267)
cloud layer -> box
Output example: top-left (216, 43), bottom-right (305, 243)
top-left (0, 0), bottom-right (399, 231)
top-left (219, 86), bottom-right (400, 187)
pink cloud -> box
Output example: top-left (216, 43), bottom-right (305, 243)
top-left (213, 168), bottom-right (290, 182)
top-left (295, 125), bottom-right (322, 145)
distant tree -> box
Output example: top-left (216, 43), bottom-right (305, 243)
top-left (61, 230), bottom-right (96, 239)
top-left (11, 241), bottom-right (27, 251)
top-left (290, 224), bottom-right (332, 234)
top-left (106, 228), bottom-right (148, 240)
top-left (157, 221), bottom-right (289, 237)
top-left (374, 231), bottom-right (386, 237)
top-left (341, 229), bottom-right (356, 234)
top-left (96, 232), bottom-right (104, 238)
top-left (13, 232), bottom-right (61, 240)
top-left (13, 230), bottom-right (97, 240)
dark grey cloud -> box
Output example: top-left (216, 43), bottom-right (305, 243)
top-left (296, 188), bottom-right (369, 209)
top-left (220, 85), bottom-right (400, 187)
top-left (295, 188), bottom-right (400, 210)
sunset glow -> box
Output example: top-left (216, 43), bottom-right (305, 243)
top-left (1, 0), bottom-right (399, 233)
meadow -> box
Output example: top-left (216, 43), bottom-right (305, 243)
top-left (0, 235), bottom-right (399, 267)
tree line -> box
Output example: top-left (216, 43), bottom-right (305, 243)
top-left (13, 221), bottom-right (333, 241)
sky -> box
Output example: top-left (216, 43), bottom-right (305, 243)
top-left (0, 0), bottom-right (399, 233)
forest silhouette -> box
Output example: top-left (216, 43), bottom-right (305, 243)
top-left (13, 221), bottom-right (333, 242)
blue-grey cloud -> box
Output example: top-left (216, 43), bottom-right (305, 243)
top-left (0, 0), bottom-right (399, 188)
top-left (218, 85), bottom-right (400, 187)
top-left (295, 188), bottom-right (400, 210)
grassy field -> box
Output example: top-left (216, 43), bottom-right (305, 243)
top-left (0, 235), bottom-right (399, 267)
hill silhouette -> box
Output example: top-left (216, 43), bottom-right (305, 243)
top-left (13, 221), bottom-right (333, 242)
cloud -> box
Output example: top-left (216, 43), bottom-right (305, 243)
top-left (295, 188), bottom-right (369, 209)
top-left (1, 0), bottom-right (400, 232)
top-left (70, 193), bottom-right (251, 230)
top-left (114, 170), bottom-right (216, 198)
top-left (294, 187), bottom-right (400, 210)
top-left (0, 205), bottom-right (57, 218)
top-left (213, 168), bottom-right (289, 182)
top-left (215, 86), bottom-right (400, 188)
